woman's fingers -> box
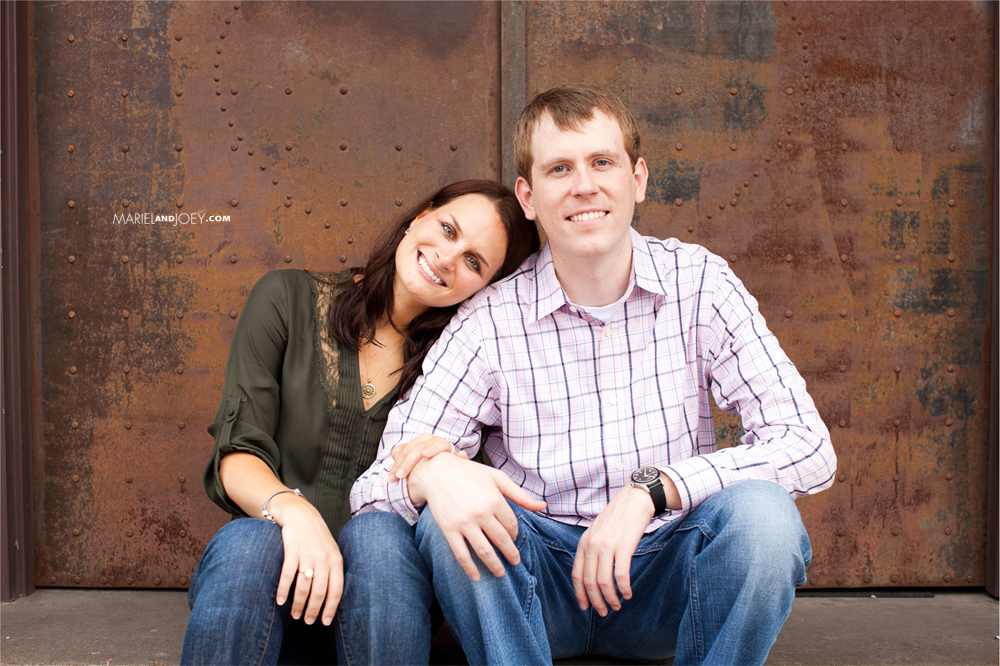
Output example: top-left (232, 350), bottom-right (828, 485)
top-left (321, 560), bottom-right (344, 625)
top-left (302, 567), bottom-right (328, 625)
top-left (390, 434), bottom-right (458, 481)
top-left (290, 567), bottom-right (313, 620)
top-left (276, 555), bottom-right (298, 607)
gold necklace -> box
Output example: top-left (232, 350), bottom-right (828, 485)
top-left (360, 337), bottom-right (405, 400)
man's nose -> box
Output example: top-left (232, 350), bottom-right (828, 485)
top-left (571, 168), bottom-right (598, 195)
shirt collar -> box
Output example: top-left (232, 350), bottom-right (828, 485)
top-left (528, 228), bottom-right (667, 323)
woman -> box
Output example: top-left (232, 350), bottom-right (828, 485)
top-left (182, 180), bottom-right (539, 665)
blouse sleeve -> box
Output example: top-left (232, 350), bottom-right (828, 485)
top-left (202, 270), bottom-right (292, 517)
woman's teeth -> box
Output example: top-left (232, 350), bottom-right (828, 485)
top-left (418, 254), bottom-right (444, 285)
top-left (569, 211), bottom-right (607, 222)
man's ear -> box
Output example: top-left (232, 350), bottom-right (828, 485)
top-left (515, 176), bottom-right (537, 221)
top-left (633, 157), bottom-right (649, 204)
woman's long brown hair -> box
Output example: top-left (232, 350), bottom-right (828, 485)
top-left (318, 179), bottom-right (539, 397)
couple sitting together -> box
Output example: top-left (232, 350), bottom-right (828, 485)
top-left (182, 84), bottom-right (837, 666)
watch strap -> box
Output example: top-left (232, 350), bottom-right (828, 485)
top-left (647, 477), bottom-right (667, 517)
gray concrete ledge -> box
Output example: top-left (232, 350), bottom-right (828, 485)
top-left (1, 588), bottom-right (996, 665)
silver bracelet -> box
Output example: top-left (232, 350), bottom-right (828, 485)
top-left (262, 488), bottom-right (303, 523)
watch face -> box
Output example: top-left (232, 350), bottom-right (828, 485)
top-left (631, 466), bottom-right (659, 484)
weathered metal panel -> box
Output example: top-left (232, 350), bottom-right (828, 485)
top-left (520, 0), bottom-right (995, 587)
top-left (32, 1), bottom-right (502, 588)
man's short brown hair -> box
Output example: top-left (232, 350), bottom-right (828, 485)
top-left (513, 84), bottom-right (641, 185)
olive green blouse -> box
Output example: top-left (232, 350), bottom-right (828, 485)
top-left (203, 269), bottom-right (399, 536)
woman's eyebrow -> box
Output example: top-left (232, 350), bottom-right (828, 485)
top-left (449, 215), bottom-right (492, 270)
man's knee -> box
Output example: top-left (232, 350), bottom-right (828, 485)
top-left (709, 480), bottom-right (811, 566)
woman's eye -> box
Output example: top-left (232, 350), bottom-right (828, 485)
top-left (466, 256), bottom-right (481, 272)
top-left (441, 223), bottom-right (455, 238)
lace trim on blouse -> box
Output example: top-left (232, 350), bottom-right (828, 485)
top-left (310, 274), bottom-right (343, 410)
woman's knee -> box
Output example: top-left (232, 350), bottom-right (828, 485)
top-left (190, 518), bottom-right (285, 606)
top-left (339, 510), bottom-right (423, 576)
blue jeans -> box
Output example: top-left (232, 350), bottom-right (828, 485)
top-left (181, 518), bottom-right (339, 665)
top-left (338, 479), bottom-right (810, 665)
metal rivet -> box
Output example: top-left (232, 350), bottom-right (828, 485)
top-left (101, 577), bottom-right (107, 584)
top-left (729, 255), bottom-right (737, 263)
top-left (785, 253), bottom-right (793, 262)
top-left (324, 222), bottom-right (331, 228)
top-left (838, 474), bottom-right (846, 482)
top-left (126, 530), bottom-right (133, 538)
top-left (231, 144), bottom-right (238, 151)
top-left (786, 129), bottom-right (793, 136)
top-left (68, 200), bottom-right (76, 208)
top-left (340, 199), bottom-right (348, 206)
top-left (947, 308), bottom-right (956, 318)
top-left (260, 165), bottom-right (266, 171)
top-left (689, 225), bottom-right (696, 231)
top-left (890, 574), bottom-right (899, 583)
top-left (285, 87), bottom-right (293, 95)
top-left (67, 34), bottom-right (74, 42)
top-left (894, 308), bottom-right (902, 317)
top-left (216, 48), bottom-right (222, 55)
top-left (946, 418), bottom-right (954, 426)
top-left (180, 575), bottom-right (189, 584)
top-left (126, 577), bottom-right (134, 584)
top-left (743, 181), bottom-right (749, 188)
top-left (896, 199), bottom-right (903, 206)
top-left (220, 33), bottom-right (226, 39)
top-left (675, 198), bottom-right (683, 207)
top-left (841, 199), bottom-right (848, 207)
top-left (339, 255), bottom-right (347, 263)
top-left (227, 309), bottom-right (238, 319)
top-left (730, 198), bottom-right (738, 207)
top-left (230, 88), bottom-right (238, 95)
top-left (121, 89), bottom-right (128, 97)
top-left (895, 89), bottom-right (902, 97)
top-left (785, 87), bottom-right (794, 95)
top-left (785, 198), bottom-right (792, 207)
top-left (891, 528), bottom-right (899, 535)
top-left (786, 143), bottom-right (794, 152)
top-left (966, 574), bottom-right (974, 582)
top-left (228, 121), bottom-right (234, 127)
top-left (894, 418), bottom-right (902, 427)
top-left (841, 143), bottom-right (849, 151)
top-left (284, 255), bottom-right (292, 263)
top-left (719, 203), bottom-right (725, 210)
top-left (71, 420), bottom-right (79, 429)
top-left (175, 145), bottom-right (183, 153)
top-left (71, 474), bottom-right (79, 483)
top-left (230, 199), bottom-right (238, 207)
top-left (125, 476), bottom-right (133, 483)
top-left (123, 365), bottom-right (130, 374)
top-left (892, 473), bottom-right (900, 481)
top-left (918, 574), bottom-right (926, 582)
top-left (450, 143), bottom-right (458, 151)
top-left (284, 201), bottom-right (291, 208)
top-left (837, 420), bottom-right (846, 429)
top-left (339, 143), bottom-right (347, 151)
top-left (674, 87), bottom-right (683, 95)
top-left (234, 3), bottom-right (239, 9)
top-left (947, 364), bottom-right (955, 373)
top-left (839, 364), bottom-right (847, 372)
top-left (946, 473), bottom-right (954, 480)
top-left (176, 310), bottom-right (184, 319)
top-left (74, 576), bottom-right (81, 584)
top-left (305, 208), bottom-right (311, 214)
top-left (753, 170), bottom-right (759, 177)
top-left (948, 254), bottom-right (956, 262)
top-left (347, 237), bottom-right (353, 244)
top-left (943, 574), bottom-right (952, 582)
top-left (949, 89), bottom-right (956, 97)
top-left (894, 367), bottom-right (902, 375)
top-left (729, 143), bottom-right (737, 151)
top-left (944, 527), bottom-right (952, 535)
top-left (67, 144), bottom-right (75, 153)
top-left (948, 199), bottom-right (955, 207)
top-left (340, 87), bottom-right (348, 95)
top-left (674, 142), bottom-right (683, 151)
top-left (49, 576), bottom-right (56, 583)
top-left (221, 106), bottom-right (226, 112)
top-left (179, 530), bottom-right (187, 538)
top-left (122, 199), bottom-right (131, 208)
top-left (785, 310), bottom-right (793, 318)
top-left (286, 194), bottom-right (292, 200)
top-left (395, 144), bottom-right (403, 151)
top-left (124, 422), bottom-right (132, 431)
top-left (178, 421), bottom-right (185, 429)
top-left (835, 577), bottom-right (844, 585)
top-left (67, 89), bottom-right (75, 98)
top-left (214, 63), bottom-right (220, 68)
top-left (837, 528), bottom-right (845, 536)
top-left (175, 365), bottom-right (184, 375)
top-left (840, 310), bottom-right (847, 318)
top-left (225, 18), bottom-right (231, 24)
top-left (175, 35), bottom-right (182, 41)
top-left (895, 32), bottom-right (902, 40)
top-left (73, 528), bottom-right (80, 537)
top-left (949, 33), bottom-right (956, 41)
top-left (121, 308), bottom-right (130, 319)
top-left (949, 143), bottom-right (956, 151)
top-left (729, 87), bottom-right (738, 95)
top-left (68, 312), bottom-right (76, 320)
top-left (894, 254), bottom-right (902, 262)
top-left (765, 157), bottom-right (771, 162)
top-left (802, 56), bottom-right (808, 63)
top-left (395, 199), bottom-right (403, 206)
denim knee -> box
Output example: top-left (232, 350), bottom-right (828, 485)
top-left (338, 509), bottom-right (421, 575)
top-left (188, 518), bottom-right (285, 610)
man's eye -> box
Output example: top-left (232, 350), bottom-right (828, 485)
top-left (466, 256), bottom-right (481, 272)
top-left (551, 165), bottom-right (567, 174)
top-left (595, 159), bottom-right (610, 167)
top-left (441, 223), bottom-right (455, 238)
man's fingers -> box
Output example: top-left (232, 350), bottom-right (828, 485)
top-left (571, 548), bottom-right (590, 611)
top-left (614, 548), bottom-right (634, 602)
top-left (495, 473), bottom-right (546, 512)
top-left (597, 551), bottom-right (620, 612)
top-left (480, 516), bottom-right (521, 569)
top-left (441, 530), bottom-right (481, 582)
top-left (580, 545), bottom-right (608, 616)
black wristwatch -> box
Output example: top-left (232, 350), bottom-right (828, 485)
top-left (630, 466), bottom-right (667, 517)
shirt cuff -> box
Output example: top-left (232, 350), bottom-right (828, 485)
top-left (660, 457), bottom-right (723, 513)
top-left (387, 475), bottom-right (424, 525)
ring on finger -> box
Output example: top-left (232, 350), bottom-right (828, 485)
top-left (299, 568), bottom-right (314, 581)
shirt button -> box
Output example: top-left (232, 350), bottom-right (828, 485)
top-left (603, 327), bottom-right (612, 338)
top-left (608, 394), bottom-right (618, 405)
top-left (615, 460), bottom-right (624, 471)
top-left (569, 306), bottom-right (578, 314)
top-left (404, 511), bottom-right (414, 521)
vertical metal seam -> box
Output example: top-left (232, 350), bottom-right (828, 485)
top-left (500, 0), bottom-right (527, 189)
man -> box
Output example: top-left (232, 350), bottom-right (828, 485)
top-left (340, 85), bottom-right (836, 665)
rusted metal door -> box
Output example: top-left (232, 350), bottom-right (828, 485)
top-left (505, 0), bottom-right (995, 587)
top-left (29, 1), bottom-right (995, 590)
top-left (32, 0), bottom-right (503, 588)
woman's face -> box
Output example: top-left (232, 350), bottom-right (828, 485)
top-left (394, 193), bottom-right (508, 311)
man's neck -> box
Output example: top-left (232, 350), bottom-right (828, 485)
top-left (551, 244), bottom-right (633, 307)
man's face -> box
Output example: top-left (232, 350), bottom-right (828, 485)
top-left (515, 110), bottom-right (647, 270)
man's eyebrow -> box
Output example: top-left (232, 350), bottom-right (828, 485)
top-left (449, 215), bottom-right (492, 270)
top-left (537, 149), bottom-right (624, 171)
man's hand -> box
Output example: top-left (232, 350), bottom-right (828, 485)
top-left (571, 474), bottom-right (681, 616)
top-left (407, 454), bottom-right (546, 581)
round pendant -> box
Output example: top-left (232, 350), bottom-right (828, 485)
top-left (361, 383), bottom-right (376, 400)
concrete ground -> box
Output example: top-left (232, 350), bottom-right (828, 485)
top-left (0, 588), bottom-right (996, 665)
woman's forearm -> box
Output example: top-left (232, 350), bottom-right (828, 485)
top-left (219, 452), bottom-right (311, 525)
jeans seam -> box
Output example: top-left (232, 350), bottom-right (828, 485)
top-left (257, 602), bottom-right (278, 666)
top-left (336, 610), bottom-right (353, 666)
top-left (689, 557), bottom-right (703, 665)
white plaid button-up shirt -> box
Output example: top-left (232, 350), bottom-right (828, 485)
top-left (351, 229), bottom-right (836, 531)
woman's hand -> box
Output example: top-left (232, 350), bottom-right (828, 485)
top-left (389, 433), bottom-right (468, 482)
top-left (268, 494), bottom-right (343, 626)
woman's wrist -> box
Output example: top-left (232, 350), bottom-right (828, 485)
top-left (265, 490), bottom-right (313, 526)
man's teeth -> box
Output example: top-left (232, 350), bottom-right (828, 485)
top-left (569, 211), bottom-right (607, 222)
top-left (418, 254), bottom-right (444, 285)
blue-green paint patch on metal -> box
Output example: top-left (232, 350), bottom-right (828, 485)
top-left (916, 365), bottom-right (977, 419)
top-left (874, 210), bottom-right (920, 252)
top-left (644, 158), bottom-right (702, 206)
